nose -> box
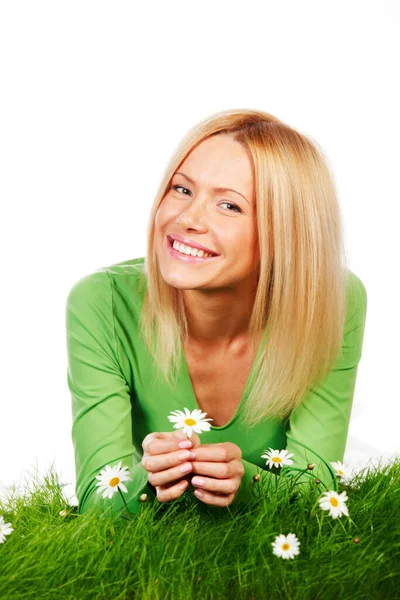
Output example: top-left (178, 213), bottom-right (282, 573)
top-left (176, 198), bottom-right (209, 230)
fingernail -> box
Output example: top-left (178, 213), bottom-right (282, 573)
top-left (179, 441), bottom-right (192, 449)
top-left (192, 477), bottom-right (204, 486)
top-left (180, 463), bottom-right (192, 473)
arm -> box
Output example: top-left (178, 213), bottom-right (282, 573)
top-left (233, 274), bottom-right (368, 506)
top-left (66, 269), bottom-right (156, 516)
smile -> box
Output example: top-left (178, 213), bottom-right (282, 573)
top-left (166, 235), bottom-right (221, 263)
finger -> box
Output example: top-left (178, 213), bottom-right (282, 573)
top-left (191, 460), bottom-right (240, 479)
top-left (144, 437), bottom-right (188, 455)
top-left (193, 487), bottom-right (236, 507)
top-left (156, 478), bottom-right (189, 503)
top-left (148, 459), bottom-right (194, 487)
top-left (191, 474), bottom-right (240, 497)
top-left (143, 448), bottom-right (196, 474)
top-left (189, 442), bottom-right (242, 462)
top-left (142, 432), bottom-right (179, 454)
top-left (143, 431), bottom-right (201, 455)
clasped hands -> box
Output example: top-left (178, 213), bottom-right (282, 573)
top-left (142, 431), bottom-right (245, 507)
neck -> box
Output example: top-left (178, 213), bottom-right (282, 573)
top-left (182, 285), bottom-right (257, 351)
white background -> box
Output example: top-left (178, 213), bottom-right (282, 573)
top-left (1, 1), bottom-right (399, 506)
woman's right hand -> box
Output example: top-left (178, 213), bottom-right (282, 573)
top-left (141, 430), bottom-right (201, 503)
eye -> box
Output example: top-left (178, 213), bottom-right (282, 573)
top-left (219, 202), bottom-right (242, 213)
top-left (172, 184), bottom-right (191, 195)
top-left (172, 185), bottom-right (242, 214)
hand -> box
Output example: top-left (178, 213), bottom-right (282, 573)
top-left (141, 430), bottom-right (201, 503)
top-left (189, 442), bottom-right (245, 507)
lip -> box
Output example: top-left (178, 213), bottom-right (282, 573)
top-left (167, 233), bottom-right (219, 256)
top-left (166, 235), bottom-right (221, 263)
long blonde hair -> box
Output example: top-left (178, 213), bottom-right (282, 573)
top-left (139, 108), bottom-right (351, 428)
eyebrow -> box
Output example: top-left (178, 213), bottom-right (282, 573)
top-left (174, 172), bottom-right (249, 205)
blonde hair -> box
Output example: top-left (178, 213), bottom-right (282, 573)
top-left (139, 108), bottom-right (351, 428)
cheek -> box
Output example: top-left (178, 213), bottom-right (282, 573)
top-left (242, 235), bottom-right (260, 267)
top-left (154, 204), bottom-right (168, 232)
top-left (155, 197), bottom-right (175, 226)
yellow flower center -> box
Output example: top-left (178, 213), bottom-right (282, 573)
top-left (184, 418), bottom-right (197, 426)
top-left (330, 497), bottom-right (339, 507)
top-left (338, 470), bottom-right (343, 475)
top-left (109, 477), bottom-right (120, 488)
top-left (272, 457), bottom-right (282, 463)
top-left (282, 543), bottom-right (290, 551)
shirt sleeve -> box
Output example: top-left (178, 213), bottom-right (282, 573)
top-left (232, 274), bottom-right (368, 507)
top-left (66, 269), bottom-right (156, 516)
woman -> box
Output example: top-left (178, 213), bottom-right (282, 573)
top-left (66, 109), bottom-right (367, 516)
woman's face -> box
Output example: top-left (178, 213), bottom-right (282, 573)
top-left (154, 133), bottom-right (259, 291)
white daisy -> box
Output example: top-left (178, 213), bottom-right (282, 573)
top-left (261, 448), bottom-right (294, 469)
top-left (167, 407), bottom-right (213, 438)
top-left (272, 533), bottom-right (301, 560)
top-left (331, 461), bottom-right (352, 483)
top-left (95, 461), bottom-right (132, 499)
top-left (318, 489), bottom-right (349, 519)
top-left (0, 515), bottom-right (14, 544)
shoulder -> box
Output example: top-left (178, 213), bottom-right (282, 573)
top-left (66, 257), bottom-right (147, 304)
top-left (105, 256), bottom-right (148, 298)
top-left (66, 257), bottom-right (147, 323)
top-left (344, 269), bottom-right (368, 331)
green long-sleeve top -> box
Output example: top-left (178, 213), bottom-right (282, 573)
top-left (65, 257), bottom-right (367, 516)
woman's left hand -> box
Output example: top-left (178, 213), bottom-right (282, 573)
top-left (188, 442), bottom-right (245, 506)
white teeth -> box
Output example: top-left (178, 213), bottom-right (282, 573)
top-left (171, 239), bottom-right (213, 258)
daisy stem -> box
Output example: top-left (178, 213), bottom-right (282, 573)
top-left (294, 470), bottom-right (329, 492)
top-left (263, 469), bottom-right (272, 495)
top-left (336, 514), bottom-right (350, 536)
top-left (347, 515), bottom-right (357, 528)
top-left (117, 488), bottom-right (130, 514)
top-left (255, 470), bottom-right (270, 500)
top-left (289, 467), bottom-right (312, 488)
top-left (284, 466), bottom-right (330, 493)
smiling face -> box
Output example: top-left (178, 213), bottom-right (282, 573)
top-left (154, 133), bottom-right (260, 292)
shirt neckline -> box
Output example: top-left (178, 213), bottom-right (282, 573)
top-left (180, 327), bottom-right (268, 430)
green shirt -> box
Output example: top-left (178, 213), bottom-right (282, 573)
top-left (65, 257), bottom-right (367, 516)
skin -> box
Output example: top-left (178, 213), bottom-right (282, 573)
top-left (142, 431), bottom-right (244, 506)
top-left (155, 133), bottom-right (260, 348)
top-left (144, 134), bottom-right (260, 506)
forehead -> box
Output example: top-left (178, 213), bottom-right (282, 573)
top-left (176, 135), bottom-right (254, 195)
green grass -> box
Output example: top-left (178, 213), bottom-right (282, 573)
top-left (1, 458), bottom-right (399, 600)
